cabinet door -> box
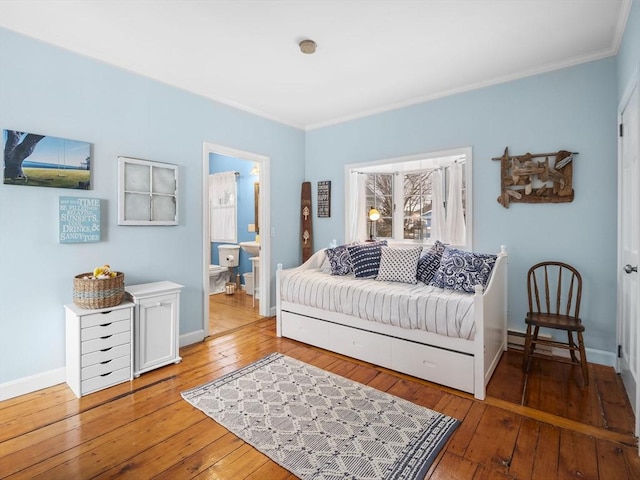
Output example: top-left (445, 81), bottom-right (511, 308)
top-left (135, 293), bottom-right (178, 372)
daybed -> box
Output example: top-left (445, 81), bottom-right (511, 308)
top-left (276, 243), bottom-right (508, 400)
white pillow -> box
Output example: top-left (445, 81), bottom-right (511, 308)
top-left (376, 246), bottom-right (422, 284)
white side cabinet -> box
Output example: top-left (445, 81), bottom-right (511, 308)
top-left (126, 281), bottom-right (183, 377)
top-left (65, 301), bottom-right (135, 398)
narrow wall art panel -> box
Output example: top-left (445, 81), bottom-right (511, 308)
top-left (3, 130), bottom-right (92, 189)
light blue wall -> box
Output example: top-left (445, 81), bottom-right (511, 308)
top-left (1, 8), bottom-right (635, 388)
top-left (209, 153), bottom-right (258, 280)
top-left (0, 28), bottom-right (305, 384)
top-left (617, 0), bottom-right (639, 99)
top-left (306, 58), bottom-right (619, 354)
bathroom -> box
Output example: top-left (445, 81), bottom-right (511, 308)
top-left (208, 152), bottom-right (261, 335)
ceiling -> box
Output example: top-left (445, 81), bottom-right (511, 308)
top-left (0, 0), bottom-right (632, 130)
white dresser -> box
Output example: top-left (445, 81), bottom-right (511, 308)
top-left (125, 281), bottom-right (183, 377)
top-left (64, 301), bottom-right (135, 398)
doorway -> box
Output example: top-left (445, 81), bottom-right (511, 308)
top-left (202, 142), bottom-right (271, 338)
top-left (617, 76), bottom-right (639, 441)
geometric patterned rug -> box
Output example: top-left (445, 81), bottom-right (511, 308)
top-left (181, 353), bottom-right (459, 479)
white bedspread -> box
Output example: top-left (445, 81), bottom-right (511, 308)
top-left (280, 269), bottom-right (477, 340)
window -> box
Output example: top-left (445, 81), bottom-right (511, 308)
top-left (346, 147), bottom-right (471, 247)
top-left (118, 157), bottom-right (179, 225)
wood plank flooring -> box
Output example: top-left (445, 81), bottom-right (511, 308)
top-left (1, 300), bottom-right (638, 479)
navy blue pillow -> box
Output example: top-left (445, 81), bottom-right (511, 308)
top-left (429, 246), bottom-right (498, 293)
top-left (326, 245), bottom-right (352, 275)
top-left (416, 240), bottom-right (446, 284)
top-left (346, 240), bottom-right (387, 278)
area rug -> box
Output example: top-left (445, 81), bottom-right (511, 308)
top-left (181, 353), bottom-right (459, 479)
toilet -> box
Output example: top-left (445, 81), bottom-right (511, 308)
top-left (211, 244), bottom-right (240, 294)
top-left (208, 264), bottom-right (229, 294)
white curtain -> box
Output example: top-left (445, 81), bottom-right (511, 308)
top-left (445, 163), bottom-right (466, 245)
top-left (347, 172), bottom-right (367, 243)
top-left (430, 169), bottom-right (446, 242)
top-left (209, 172), bottom-right (237, 243)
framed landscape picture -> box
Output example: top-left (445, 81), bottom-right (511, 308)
top-left (3, 130), bottom-right (92, 189)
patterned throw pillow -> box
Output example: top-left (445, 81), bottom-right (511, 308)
top-left (346, 240), bottom-right (387, 278)
top-left (325, 245), bottom-right (353, 275)
top-left (376, 246), bottom-right (422, 284)
top-left (416, 240), bottom-right (446, 284)
top-left (429, 246), bottom-right (498, 293)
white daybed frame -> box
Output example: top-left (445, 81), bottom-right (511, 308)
top-left (276, 246), bottom-right (508, 400)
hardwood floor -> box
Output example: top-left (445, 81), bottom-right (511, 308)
top-left (1, 311), bottom-right (638, 479)
top-left (208, 290), bottom-right (262, 336)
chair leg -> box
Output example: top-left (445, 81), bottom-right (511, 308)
top-left (568, 331), bottom-right (578, 363)
top-left (523, 324), bottom-right (532, 372)
top-left (577, 331), bottom-right (589, 386)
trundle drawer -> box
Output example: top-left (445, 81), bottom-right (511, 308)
top-left (82, 354), bottom-right (131, 380)
top-left (281, 311), bottom-right (329, 349)
top-left (81, 319), bottom-right (130, 341)
top-left (81, 367), bottom-right (131, 395)
top-left (81, 331), bottom-right (131, 354)
top-left (329, 323), bottom-right (392, 368)
top-left (390, 338), bottom-right (474, 393)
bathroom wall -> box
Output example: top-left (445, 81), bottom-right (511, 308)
top-left (209, 153), bottom-right (259, 283)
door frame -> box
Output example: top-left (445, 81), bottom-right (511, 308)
top-left (616, 68), bottom-right (640, 439)
top-left (202, 142), bottom-right (271, 336)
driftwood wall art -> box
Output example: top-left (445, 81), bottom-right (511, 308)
top-left (492, 147), bottom-right (578, 208)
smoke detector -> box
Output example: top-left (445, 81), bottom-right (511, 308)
top-left (299, 39), bottom-right (317, 54)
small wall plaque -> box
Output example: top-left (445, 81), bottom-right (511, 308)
top-left (59, 196), bottom-right (101, 243)
top-left (317, 180), bottom-right (331, 217)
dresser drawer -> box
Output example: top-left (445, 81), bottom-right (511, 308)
top-left (81, 319), bottom-right (130, 341)
top-left (81, 367), bottom-right (131, 395)
top-left (81, 308), bottom-right (131, 328)
top-left (82, 343), bottom-right (130, 368)
top-left (82, 355), bottom-right (130, 380)
top-left (82, 331), bottom-right (130, 354)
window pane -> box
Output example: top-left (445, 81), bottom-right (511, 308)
top-left (403, 172), bottom-right (432, 241)
top-left (365, 174), bottom-right (393, 238)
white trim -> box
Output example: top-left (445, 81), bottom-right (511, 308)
top-left (202, 142), bottom-right (271, 338)
top-left (344, 146), bottom-right (473, 248)
top-left (180, 330), bottom-right (205, 348)
top-left (508, 330), bottom-right (616, 368)
top-left (0, 368), bottom-right (65, 401)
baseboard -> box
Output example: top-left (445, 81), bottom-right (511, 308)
top-left (180, 329), bottom-right (205, 347)
top-left (508, 329), bottom-right (616, 368)
top-left (0, 367), bottom-right (65, 401)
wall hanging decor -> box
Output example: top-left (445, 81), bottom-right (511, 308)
top-left (301, 181), bottom-right (313, 263)
top-left (118, 156), bottom-right (178, 225)
top-left (317, 180), bottom-right (331, 217)
top-left (59, 196), bottom-right (101, 243)
top-left (492, 147), bottom-right (578, 208)
top-left (3, 130), bottom-right (92, 189)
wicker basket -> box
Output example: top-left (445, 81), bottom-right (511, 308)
top-left (73, 272), bottom-right (125, 309)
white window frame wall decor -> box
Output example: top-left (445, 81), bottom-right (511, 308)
top-left (118, 156), bottom-right (178, 226)
top-left (344, 146), bottom-right (472, 248)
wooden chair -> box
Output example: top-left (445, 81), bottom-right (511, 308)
top-left (522, 261), bottom-right (588, 386)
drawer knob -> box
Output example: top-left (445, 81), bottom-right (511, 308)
top-left (100, 335), bottom-right (112, 340)
top-left (99, 323), bottom-right (112, 327)
top-left (100, 347), bottom-right (112, 352)
top-left (100, 360), bottom-right (112, 365)
top-left (100, 372), bottom-right (113, 377)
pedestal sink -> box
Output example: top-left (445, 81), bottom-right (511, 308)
top-left (239, 241), bottom-right (260, 256)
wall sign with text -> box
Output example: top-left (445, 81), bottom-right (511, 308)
top-left (59, 196), bottom-right (101, 243)
top-left (317, 180), bottom-right (331, 218)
